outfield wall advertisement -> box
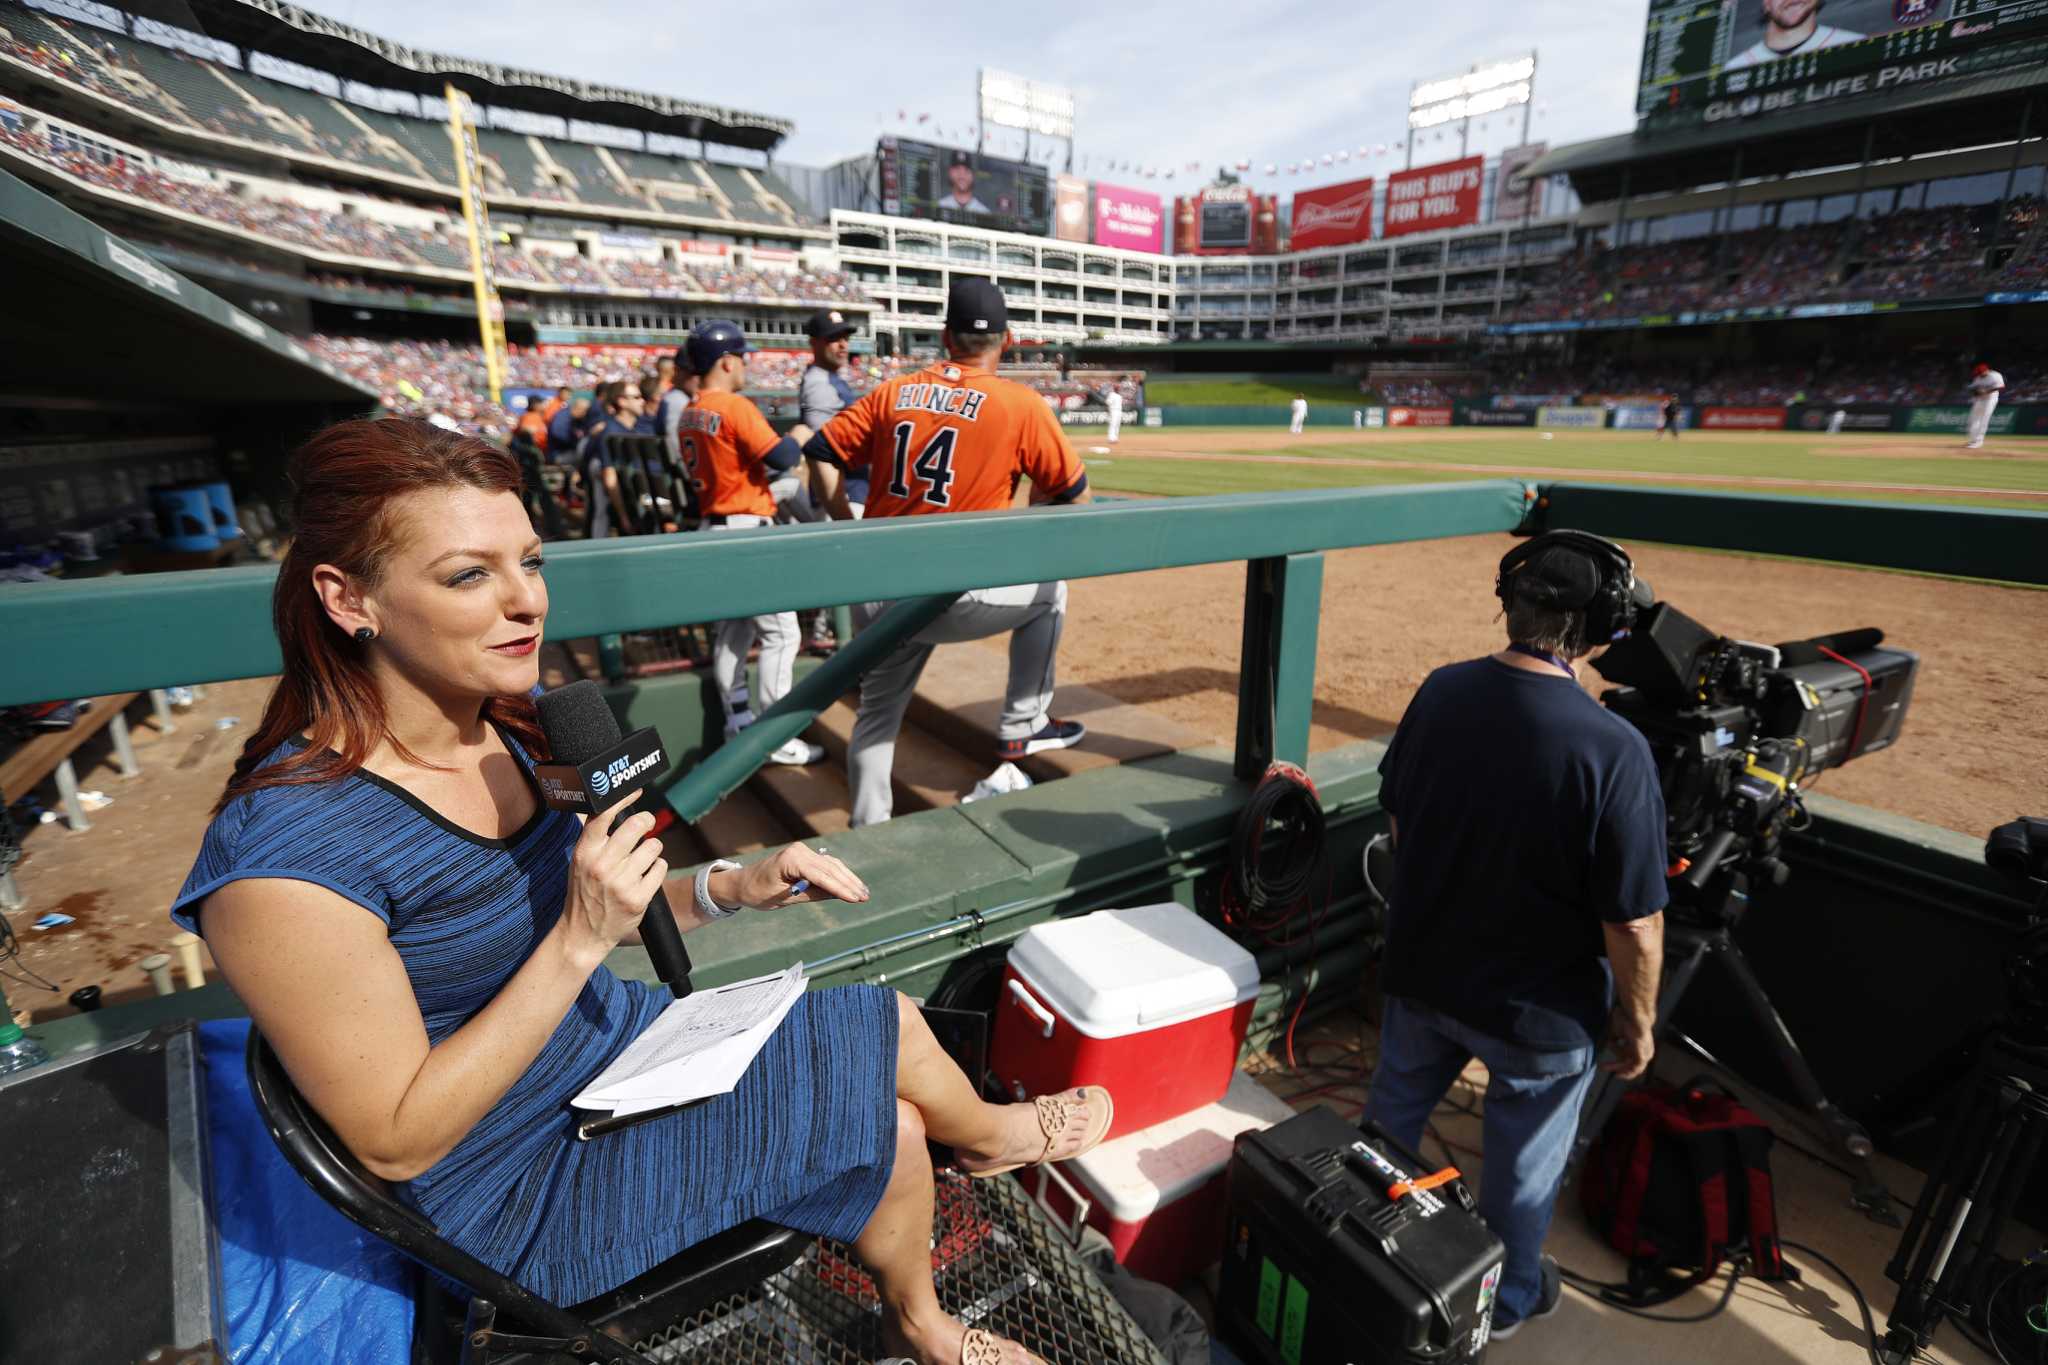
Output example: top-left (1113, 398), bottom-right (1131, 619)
top-left (1700, 406), bottom-right (1788, 430)
top-left (1383, 156), bottom-right (1484, 238)
top-left (1536, 406), bottom-right (1607, 430)
top-left (1611, 405), bottom-right (1667, 430)
top-left (1388, 406), bottom-right (1452, 427)
top-left (1905, 404), bottom-right (2018, 434)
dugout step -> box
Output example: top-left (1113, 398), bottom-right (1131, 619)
top-left (746, 756), bottom-right (855, 841)
top-left (689, 781), bottom-right (796, 855)
top-left (905, 642), bottom-right (1205, 782)
top-left (806, 701), bottom-right (987, 814)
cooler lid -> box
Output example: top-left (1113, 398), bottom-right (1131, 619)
top-left (1007, 903), bottom-right (1260, 1036)
top-left (1065, 1072), bottom-right (1300, 1219)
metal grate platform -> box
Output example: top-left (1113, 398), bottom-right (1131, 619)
top-left (632, 1171), bottom-right (1167, 1364)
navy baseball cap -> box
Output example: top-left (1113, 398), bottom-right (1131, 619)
top-left (949, 149), bottom-right (973, 169)
top-left (805, 308), bottom-right (857, 341)
top-left (945, 279), bottom-right (1007, 336)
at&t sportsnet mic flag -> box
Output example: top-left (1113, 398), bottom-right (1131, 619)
top-left (1384, 155), bottom-right (1484, 238)
top-left (1289, 176), bottom-right (1376, 250)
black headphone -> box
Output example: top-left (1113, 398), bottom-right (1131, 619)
top-left (1495, 529), bottom-right (1641, 644)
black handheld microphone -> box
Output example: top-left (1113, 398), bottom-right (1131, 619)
top-left (535, 680), bottom-right (694, 998)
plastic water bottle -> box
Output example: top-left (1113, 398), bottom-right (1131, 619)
top-left (0, 1018), bottom-right (49, 1076)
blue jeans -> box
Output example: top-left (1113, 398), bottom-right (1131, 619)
top-left (1362, 996), bottom-right (1597, 1326)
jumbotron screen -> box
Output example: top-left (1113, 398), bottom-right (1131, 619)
top-left (876, 138), bottom-right (1051, 235)
top-left (1200, 199), bottom-right (1252, 247)
top-left (1636, 0), bottom-right (2048, 132)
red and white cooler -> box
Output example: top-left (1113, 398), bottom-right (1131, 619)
top-left (990, 903), bottom-right (1261, 1139)
top-left (1030, 1072), bottom-right (1300, 1287)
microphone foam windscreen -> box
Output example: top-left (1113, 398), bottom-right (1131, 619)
top-left (535, 679), bottom-right (624, 764)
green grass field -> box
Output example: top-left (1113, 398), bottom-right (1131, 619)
top-left (1079, 428), bottom-right (2048, 511)
top-left (1142, 376), bottom-right (1368, 406)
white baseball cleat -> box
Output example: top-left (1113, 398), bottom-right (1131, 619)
top-left (767, 737), bottom-right (826, 766)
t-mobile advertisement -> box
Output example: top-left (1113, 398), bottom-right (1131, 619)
top-left (1289, 176), bottom-right (1376, 250)
top-left (1383, 155), bottom-right (1485, 238)
top-left (1093, 182), bottom-right (1164, 253)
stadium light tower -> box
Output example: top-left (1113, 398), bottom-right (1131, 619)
top-left (978, 68), bottom-right (1076, 171)
top-left (1407, 53), bottom-right (1537, 168)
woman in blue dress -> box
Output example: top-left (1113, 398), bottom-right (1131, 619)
top-left (173, 418), bottom-right (1112, 1365)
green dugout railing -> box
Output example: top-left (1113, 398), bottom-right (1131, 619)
top-left (0, 482), bottom-right (2041, 815)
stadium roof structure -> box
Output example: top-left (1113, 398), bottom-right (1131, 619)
top-left (1530, 63), bottom-right (2048, 203)
top-left (0, 165), bottom-right (372, 404)
top-left (108, 0), bottom-right (795, 152)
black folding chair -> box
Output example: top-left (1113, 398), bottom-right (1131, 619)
top-left (245, 1030), bottom-right (810, 1364)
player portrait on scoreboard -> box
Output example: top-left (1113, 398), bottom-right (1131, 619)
top-left (1725, 0), bottom-right (1867, 68)
top-left (944, 151), bottom-right (992, 215)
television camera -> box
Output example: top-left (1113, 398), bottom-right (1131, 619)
top-left (1569, 599), bottom-right (1919, 1220)
top-left (1591, 601), bottom-right (1920, 917)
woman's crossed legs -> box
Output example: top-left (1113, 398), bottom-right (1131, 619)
top-left (856, 992), bottom-right (1107, 1365)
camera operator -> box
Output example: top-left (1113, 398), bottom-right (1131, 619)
top-left (1363, 530), bottom-right (1669, 1341)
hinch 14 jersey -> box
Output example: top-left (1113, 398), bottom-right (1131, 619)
top-left (814, 359), bottom-right (1086, 517)
top-left (678, 389), bottom-right (783, 518)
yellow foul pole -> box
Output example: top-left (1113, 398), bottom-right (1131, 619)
top-left (445, 84), bottom-right (506, 405)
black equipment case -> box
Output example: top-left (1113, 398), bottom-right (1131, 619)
top-left (1220, 1107), bottom-right (1505, 1365)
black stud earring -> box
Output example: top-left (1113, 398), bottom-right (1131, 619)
top-left (354, 627), bottom-right (375, 643)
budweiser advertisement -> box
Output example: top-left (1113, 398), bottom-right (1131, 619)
top-left (1093, 182), bottom-right (1164, 253)
top-left (1384, 155), bottom-right (1484, 238)
top-left (1289, 176), bottom-right (1375, 250)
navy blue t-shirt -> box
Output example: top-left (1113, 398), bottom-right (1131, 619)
top-left (1377, 657), bottom-right (1669, 1051)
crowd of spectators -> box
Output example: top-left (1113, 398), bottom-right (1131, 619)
top-left (1, 9), bottom-right (806, 224)
top-left (303, 336), bottom-right (924, 440)
top-left (1479, 346), bottom-right (2048, 405)
top-left (0, 119), bottom-right (867, 303)
top-left (1506, 201), bottom-right (2048, 321)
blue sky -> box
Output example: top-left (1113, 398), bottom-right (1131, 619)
top-left (313, 1), bottom-right (1646, 185)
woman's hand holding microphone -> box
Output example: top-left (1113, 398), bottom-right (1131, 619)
top-left (558, 795), bottom-right (872, 968)
top-left (559, 795), bottom-right (668, 968)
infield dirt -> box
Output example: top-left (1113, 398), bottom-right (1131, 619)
top-left (1038, 531), bottom-right (2044, 841)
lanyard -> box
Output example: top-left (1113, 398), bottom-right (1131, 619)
top-left (1506, 642), bottom-right (1575, 678)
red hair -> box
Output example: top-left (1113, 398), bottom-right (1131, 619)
top-left (218, 418), bottom-right (547, 812)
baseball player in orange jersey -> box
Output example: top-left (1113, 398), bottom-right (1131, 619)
top-left (805, 279), bottom-right (1091, 826)
top-left (680, 319), bottom-right (825, 766)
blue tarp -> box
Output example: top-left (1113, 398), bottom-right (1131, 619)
top-left (200, 1019), bottom-right (415, 1363)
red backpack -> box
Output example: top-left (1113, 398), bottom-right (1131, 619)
top-left (1579, 1081), bottom-right (1793, 1305)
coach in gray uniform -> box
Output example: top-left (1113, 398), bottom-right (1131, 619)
top-left (799, 308), bottom-right (867, 515)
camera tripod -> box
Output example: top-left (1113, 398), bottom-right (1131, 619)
top-left (1567, 853), bottom-right (1902, 1225)
top-left (1877, 880), bottom-right (2048, 1364)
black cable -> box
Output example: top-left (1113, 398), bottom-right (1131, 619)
top-left (0, 911), bottom-right (59, 994)
top-left (1220, 762), bottom-right (1327, 945)
top-left (1781, 1240), bottom-right (1887, 1365)
top-left (1556, 1259), bottom-right (1744, 1322)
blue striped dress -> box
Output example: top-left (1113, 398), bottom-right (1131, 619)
top-left (172, 736), bottom-right (899, 1306)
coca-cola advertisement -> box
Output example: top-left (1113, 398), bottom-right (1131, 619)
top-left (1290, 177), bottom-right (1376, 250)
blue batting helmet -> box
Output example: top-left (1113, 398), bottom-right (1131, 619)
top-left (685, 319), bottom-right (751, 375)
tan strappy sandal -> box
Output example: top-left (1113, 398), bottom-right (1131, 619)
top-left (961, 1326), bottom-right (1049, 1364)
top-left (963, 1085), bottom-right (1114, 1179)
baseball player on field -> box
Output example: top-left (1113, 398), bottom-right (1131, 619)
top-left (1105, 378), bottom-right (1124, 444)
top-left (804, 279), bottom-right (1091, 827)
top-left (1965, 361), bottom-right (2004, 450)
top-left (676, 319), bottom-right (825, 766)
top-left (1289, 392), bottom-right (1308, 435)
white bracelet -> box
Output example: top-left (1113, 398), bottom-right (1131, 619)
top-left (694, 859), bottom-right (743, 920)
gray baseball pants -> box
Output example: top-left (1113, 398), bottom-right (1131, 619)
top-left (848, 580), bottom-right (1067, 827)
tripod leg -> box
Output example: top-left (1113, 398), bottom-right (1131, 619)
top-left (1880, 1072), bottom-right (2048, 1363)
top-left (1712, 940), bottom-right (1902, 1224)
top-left (1567, 931), bottom-right (1714, 1178)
